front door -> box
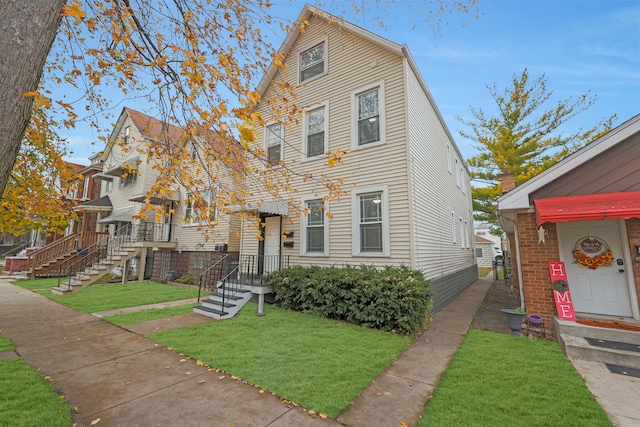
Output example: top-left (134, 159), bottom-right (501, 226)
top-left (558, 219), bottom-right (633, 317)
top-left (262, 216), bottom-right (281, 273)
top-left (159, 203), bottom-right (172, 241)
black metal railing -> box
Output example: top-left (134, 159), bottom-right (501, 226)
top-left (0, 242), bottom-right (29, 259)
top-left (197, 254), bottom-right (231, 302)
top-left (56, 222), bottom-right (174, 291)
top-left (197, 254), bottom-right (289, 309)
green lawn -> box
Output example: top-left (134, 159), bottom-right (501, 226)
top-left (35, 281), bottom-right (199, 313)
top-left (420, 329), bottom-right (612, 427)
top-left (151, 302), bottom-right (414, 417)
top-left (11, 278), bottom-right (61, 290)
top-left (477, 267), bottom-right (492, 277)
top-left (104, 303), bottom-right (199, 326)
top-left (0, 358), bottom-right (73, 427)
top-left (0, 333), bottom-right (14, 352)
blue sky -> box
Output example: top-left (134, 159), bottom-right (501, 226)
top-left (61, 0), bottom-right (639, 164)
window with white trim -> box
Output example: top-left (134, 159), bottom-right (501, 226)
top-left (447, 144), bottom-right (451, 173)
top-left (352, 187), bottom-right (389, 256)
top-left (119, 173), bottom-right (136, 188)
top-left (184, 190), bottom-right (216, 225)
top-left (451, 210), bottom-right (456, 244)
top-left (464, 220), bottom-right (469, 248)
top-left (304, 104), bottom-right (327, 158)
top-left (459, 217), bottom-right (465, 248)
top-left (352, 81), bottom-right (385, 149)
top-left (82, 176), bottom-right (90, 199)
top-left (299, 41), bottom-right (326, 83)
top-left (124, 126), bottom-right (131, 144)
top-left (265, 123), bottom-right (282, 166)
top-left (105, 179), bottom-right (113, 193)
top-left (455, 157), bottom-right (460, 188)
top-left (460, 166), bottom-right (466, 194)
top-left (305, 200), bottom-right (325, 253)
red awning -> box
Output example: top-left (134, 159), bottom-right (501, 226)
top-left (534, 191), bottom-right (640, 227)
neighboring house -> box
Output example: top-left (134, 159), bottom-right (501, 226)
top-left (20, 107), bottom-right (243, 291)
top-left (238, 5), bottom-right (476, 311)
top-left (474, 223), bottom-right (503, 252)
top-left (474, 235), bottom-right (495, 268)
top-left (92, 107), bottom-right (241, 283)
top-left (496, 114), bottom-right (640, 329)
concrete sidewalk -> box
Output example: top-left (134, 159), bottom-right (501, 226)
top-left (0, 280), bottom-right (341, 427)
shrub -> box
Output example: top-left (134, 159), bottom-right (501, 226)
top-left (175, 274), bottom-right (193, 284)
top-left (262, 265), bottom-right (432, 334)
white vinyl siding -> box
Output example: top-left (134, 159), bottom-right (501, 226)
top-left (242, 14), bottom-right (412, 268)
top-left (405, 62), bottom-right (475, 276)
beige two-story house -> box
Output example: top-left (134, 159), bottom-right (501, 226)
top-left (238, 6), bottom-right (476, 311)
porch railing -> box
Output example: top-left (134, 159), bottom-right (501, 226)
top-left (26, 231), bottom-right (108, 273)
top-left (56, 222), bottom-right (174, 291)
top-left (198, 254), bottom-right (289, 307)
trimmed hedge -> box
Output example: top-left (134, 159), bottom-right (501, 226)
top-left (262, 265), bottom-right (432, 334)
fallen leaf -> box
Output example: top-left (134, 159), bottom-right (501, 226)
top-left (598, 339), bottom-right (604, 343)
top-left (73, 406), bottom-right (79, 413)
top-left (196, 360), bottom-right (205, 366)
top-left (59, 395), bottom-right (65, 399)
top-left (375, 391), bottom-right (382, 396)
top-left (180, 359), bottom-right (187, 363)
top-left (319, 413), bottom-right (327, 419)
top-left (259, 390), bottom-right (265, 394)
top-left (186, 372), bottom-right (191, 375)
top-left (90, 419), bottom-right (101, 426)
top-left (198, 379), bottom-right (206, 384)
top-left (63, 336), bottom-right (68, 340)
top-left (219, 375), bottom-right (226, 379)
top-left (125, 381), bottom-right (132, 385)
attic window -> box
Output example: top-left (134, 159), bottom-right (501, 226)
top-left (124, 126), bottom-right (131, 144)
top-left (299, 41), bottom-right (326, 83)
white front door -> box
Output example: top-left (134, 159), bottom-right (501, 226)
top-left (263, 216), bottom-right (281, 273)
top-left (558, 220), bottom-right (633, 317)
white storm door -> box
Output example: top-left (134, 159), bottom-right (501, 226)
top-left (263, 216), bottom-right (281, 273)
top-left (558, 220), bottom-right (632, 317)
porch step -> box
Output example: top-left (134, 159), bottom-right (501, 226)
top-left (554, 318), bottom-right (640, 370)
top-left (210, 292), bottom-right (243, 301)
top-left (193, 305), bottom-right (228, 317)
top-left (202, 298), bottom-right (237, 309)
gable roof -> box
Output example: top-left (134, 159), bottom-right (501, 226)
top-left (102, 108), bottom-right (184, 161)
top-left (475, 235), bottom-right (493, 244)
top-left (256, 4), bottom-right (467, 171)
top-left (497, 114), bottom-right (640, 211)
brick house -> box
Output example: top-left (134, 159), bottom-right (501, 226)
top-left (496, 115), bottom-right (640, 330)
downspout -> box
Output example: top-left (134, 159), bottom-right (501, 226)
top-left (512, 220), bottom-right (526, 310)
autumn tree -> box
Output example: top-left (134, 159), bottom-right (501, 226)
top-left (459, 68), bottom-right (615, 227)
top-left (1, 0), bottom-right (480, 236)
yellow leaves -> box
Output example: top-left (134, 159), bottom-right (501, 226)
top-left (238, 122), bottom-right (257, 150)
top-left (90, 418), bottom-right (101, 426)
top-left (62, 0), bottom-right (86, 26)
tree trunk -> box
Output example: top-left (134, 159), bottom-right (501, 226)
top-left (0, 0), bottom-right (66, 198)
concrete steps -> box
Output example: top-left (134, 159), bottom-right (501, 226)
top-left (554, 317), bottom-right (640, 370)
top-left (194, 285), bottom-right (253, 320)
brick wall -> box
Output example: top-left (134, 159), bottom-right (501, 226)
top-left (151, 250), bottom-right (240, 284)
top-left (516, 213), bottom-right (560, 327)
top-left (5, 256), bottom-right (27, 274)
top-left (625, 219), bottom-right (640, 307)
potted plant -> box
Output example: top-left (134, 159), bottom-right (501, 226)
top-left (501, 307), bottom-right (526, 336)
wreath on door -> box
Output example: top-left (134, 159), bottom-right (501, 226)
top-left (572, 236), bottom-right (614, 270)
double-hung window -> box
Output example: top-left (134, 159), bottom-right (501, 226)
top-left (265, 123), bottom-right (282, 166)
top-left (305, 200), bottom-right (325, 253)
top-left (299, 41), bottom-right (326, 83)
top-left (184, 190), bottom-right (215, 225)
top-left (352, 81), bottom-right (385, 149)
top-left (304, 104), bottom-right (327, 158)
top-left (352, 186), bottom-right (389, 256)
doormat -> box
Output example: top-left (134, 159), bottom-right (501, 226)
top-left (606, 363), bottom-right (640, 379)
top-left (576, 319), bottom-right (640, 332)
top-left (585, 337), bottom-right (640, 353)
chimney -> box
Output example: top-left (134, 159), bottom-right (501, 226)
top-left (501, 170), bottom-right (515, 194)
